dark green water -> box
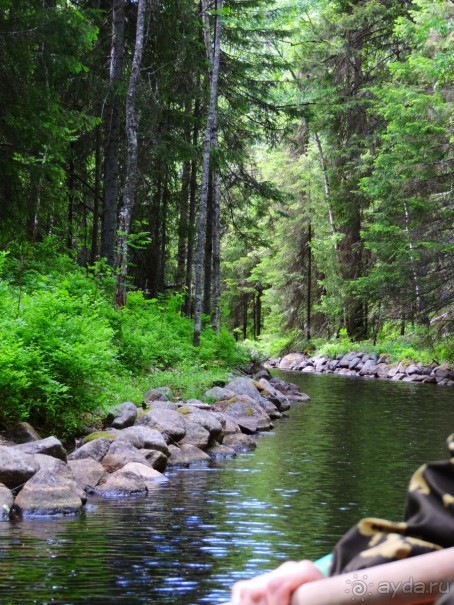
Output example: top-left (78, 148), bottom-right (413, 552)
top-left (0, 373), bottom-right (452, 605)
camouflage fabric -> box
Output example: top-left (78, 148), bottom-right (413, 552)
top-left (330, 434), bottom-right (454, 603)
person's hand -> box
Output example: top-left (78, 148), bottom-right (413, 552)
top-left (230, 559), bottom-right (324, 605)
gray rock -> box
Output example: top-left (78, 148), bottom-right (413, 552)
top-left (257, 396), bottom-right (281, 418)
top-left (13, 436), bottom-right (67, 462)
top-left (68, 458), bottom-right (107, 490)
top-left (222, 433), bottom-right (257, 452)
top-left (405, 364), bottom-right (420, 375)
top-left (142, 450), bottom-right (168, 472)
top-left (0, 483), bottom-right (14, 520)
top-left (13, 470), bottom-right (84, 517)
top-left (328, 359), bottom-right (340, 370)
top-left (143, 387), bottom-right (172, 403)
top-left (9, 422), bottom-right (42, 444)
top-left (137, 409), bottom-right (186, 443)
top-left (206, 444), bottom-right (237, 459)
top-left (102, 441), bottom-right (151, 473)
top-left (0, 446), bottom-right (39, 490)
top-left (338, 352), bottom-right (357, 368)
top-left (183, 399), bottom-right (211, 409)
top-left (180, 419), bottom-right (211, 450)
top-left (257, 378), bottom-right (291, 411)
top-left (254, 370), bottom-right (271, 381)
top-left (166, 444), bottom-right (211, 467)
top-left (302, 365), bottom-right (315, 373)
top-left (105, 402), bottom-right (138, 429)
top-left (34, 455), bottom-right (86, 501)
top-left (225, 377), bottom-right (261, 401)
top-left (68, 438), bottom-right (112, 462)
top-left (433, 364), bottom-right (454, 381)
top-left (278, 353), bottom-right (306, 369)
top-left (95, 469), bottom-right (148, 498)
top-left (359, 360), bottom-right (379, 376)
top-left (286, 391), bottom-right (311, 403)
top-left (212, 396), bottom-right (273, 434)
top-left (222, 416), bottom-right (241, 435)
top-left (204, 386), bottom-right (237, 402)
top-left (143, 400), bottom-right (178, 412)
top-left (348, 357), bottom-right (362, 370)
top-left (120, 462), bottom-right (167, 485)
top-left (391, 373), bottom-right (405, 381)
top-left (179, 408), bottom-right (223, 439)
top-left (115, 426), bottom-right (170, 456)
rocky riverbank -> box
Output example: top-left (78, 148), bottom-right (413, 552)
top-left (268, 352), bottom-right (454, 386)
top-left (0, 372), bottom-right (309, 519)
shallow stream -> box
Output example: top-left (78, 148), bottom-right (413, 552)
top-left (0, 372), bottom-right (452, 604)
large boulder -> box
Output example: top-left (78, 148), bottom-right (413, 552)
top-left (120, 462), bottom-right (167, 485)
top-left (212, 396), bottom-right (273, 434)
top-left (95, 469), bottom-right (148, 499)
top-left (178, 407), bottom-right (223, 440)
top-left (13, 470), bottom-right (84, 517)
top-left (101, 441), bottom-right (151, 473)
top-left (142, 450), bottom-right (168, 472)
top-left (115, 426), bottom-right (170, 456)
top-left (9, 422), bottom-right (42, 444)
top-left (166, 444), bottom-right (211, 467)
top-left (13, 436), bottom-right (67, 462)
top-left (68, 458), bottom-right (107, 491)
top-left (0, 483), bottom-right (14, 520)
top-left (225, 377), bottom-right (261, 401)
top-left (180, 419), bottom-right (211, 450)
top-left (137, 409), bottom-right (186, 443)
top-left (256, 379), bottom-right (291, 412)
top-left (68, 437), bottom-right (112, 462)
top-left (33, 455), bottom-right (86, 501)
top-left (143, 387), bottom-right (173, 405)
top-left (433, 364), bottom-right (454, 381)
top-left (104, 402), bottom-right (138, 429)
top-left (278, 353), bottom-right (306, 369)
top-left (0, 446), bottom-right (39, 490)
top-left (222, 433), bottom-right (257, 452)
top-left (203, 387), bottom-right (237, 402)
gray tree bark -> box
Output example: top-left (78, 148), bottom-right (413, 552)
top-left (193, 0), bottom-right (222, 345)
top-left (101, 0), bottom-right (126, 266)
top-left (114, 0), bottom-right (146, 307)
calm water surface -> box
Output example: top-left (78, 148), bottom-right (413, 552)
top-left (0, 373), bottom-right (452, 604)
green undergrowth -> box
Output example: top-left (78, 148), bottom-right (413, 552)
top-left (0, 240), bottom-right (248, 438)
top-left (249, 324), bottom-right (453, 366)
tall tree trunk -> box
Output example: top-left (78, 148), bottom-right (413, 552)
top-left (306, 220), bottom-right (312, 341)
top-left (211, 166), bottom-right (221, 332)
top-left (158, 176), bottom-right (168, 293)
top-left (313, 132), bottom-right (338, 248)
top-left (114, 0), bottom-right (146, 307)
top-left (256, 287), bottom-right (262, 338)
top-left (203, 173), bottom-right (213, 315)
top-left (101, 0), bottom-right (126, 266)
top-left (176, 102), bottom-right (192, 286)
top-left (90, 125), bottom-right (102, 264)
top-left (193, 0), bottom-right (222, 346)
top-left (183, 97), bottom-right (201, 316)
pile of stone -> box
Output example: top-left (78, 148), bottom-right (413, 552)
top-left (269, 352), bottom-right (454, 386)
top-left (0, 373), bottom-right (309, 519)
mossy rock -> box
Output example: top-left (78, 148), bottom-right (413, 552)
top-left (177, 406), bottom-right (192, 415)
top-left (82, 431), bottom-right (117, 444)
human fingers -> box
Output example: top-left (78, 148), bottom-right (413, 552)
top-left (231, 560), bottom-right (324, 605)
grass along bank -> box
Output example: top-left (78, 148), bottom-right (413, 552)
top-left (0, 240), bottom-right (249, 440)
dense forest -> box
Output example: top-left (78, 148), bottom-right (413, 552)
top-left (0, 0), bottom-right (452, 434)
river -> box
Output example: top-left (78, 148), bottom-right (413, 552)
top-left (0, 372), bottom-right (452, 605)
